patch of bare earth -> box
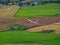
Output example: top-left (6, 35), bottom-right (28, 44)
top-left (27, 22), bottom-right (60, 34)
top-left (0, 16), bottom-right (60, 31)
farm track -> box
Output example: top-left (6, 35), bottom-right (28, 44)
top-left (0, 5), bottom-right (19, 18)
top-left (0, 17), bottom-right (60, 30)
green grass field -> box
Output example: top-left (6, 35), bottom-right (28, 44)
top-left (0, 31), bottom-right (60, 45)
top-left (14, 3), bottom-right (60, 18)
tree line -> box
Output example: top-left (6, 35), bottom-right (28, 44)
top-left (0, 0), bottom-right (60, 5)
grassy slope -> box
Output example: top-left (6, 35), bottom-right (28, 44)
top-left (14, 3), bottom-right (60, 18)
top-left (0, 31), bottom-right (60, 45)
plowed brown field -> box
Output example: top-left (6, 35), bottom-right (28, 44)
top-left (0, 17), bottom-right (60, 30)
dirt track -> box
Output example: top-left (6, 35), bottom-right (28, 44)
top-left (0, 17), bottom-right (60, 30)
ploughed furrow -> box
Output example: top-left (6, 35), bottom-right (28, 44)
top-left (0, 5), bottom-right (19, 18)
top-left (0, 17), bottom-right (60, 30)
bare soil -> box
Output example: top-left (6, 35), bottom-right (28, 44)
top-left (27, 22), bottom-right (60, 34)
top-left (0, 17), bottom-right (60, 30)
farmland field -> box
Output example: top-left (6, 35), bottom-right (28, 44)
top-left (0, 5), bottom-right (19, 18)
top-left (27, 22), bottom-right (60, 34)
top-left (0, 31), bottom-right (60, 45)
top-left (0, 3), bottom-right (60, 45)
top-left (14, 3), bottom-right (60, 18)
top-left (0, 17), bottom-right (60, 30)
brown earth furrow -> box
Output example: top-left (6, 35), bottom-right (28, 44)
top-left (0, 17), bottom-right (60, 30)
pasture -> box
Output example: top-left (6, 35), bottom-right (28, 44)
top-left (14, 3), bottom-right (60, 18)
top-left (0, 31), bottom-right (60, 45)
